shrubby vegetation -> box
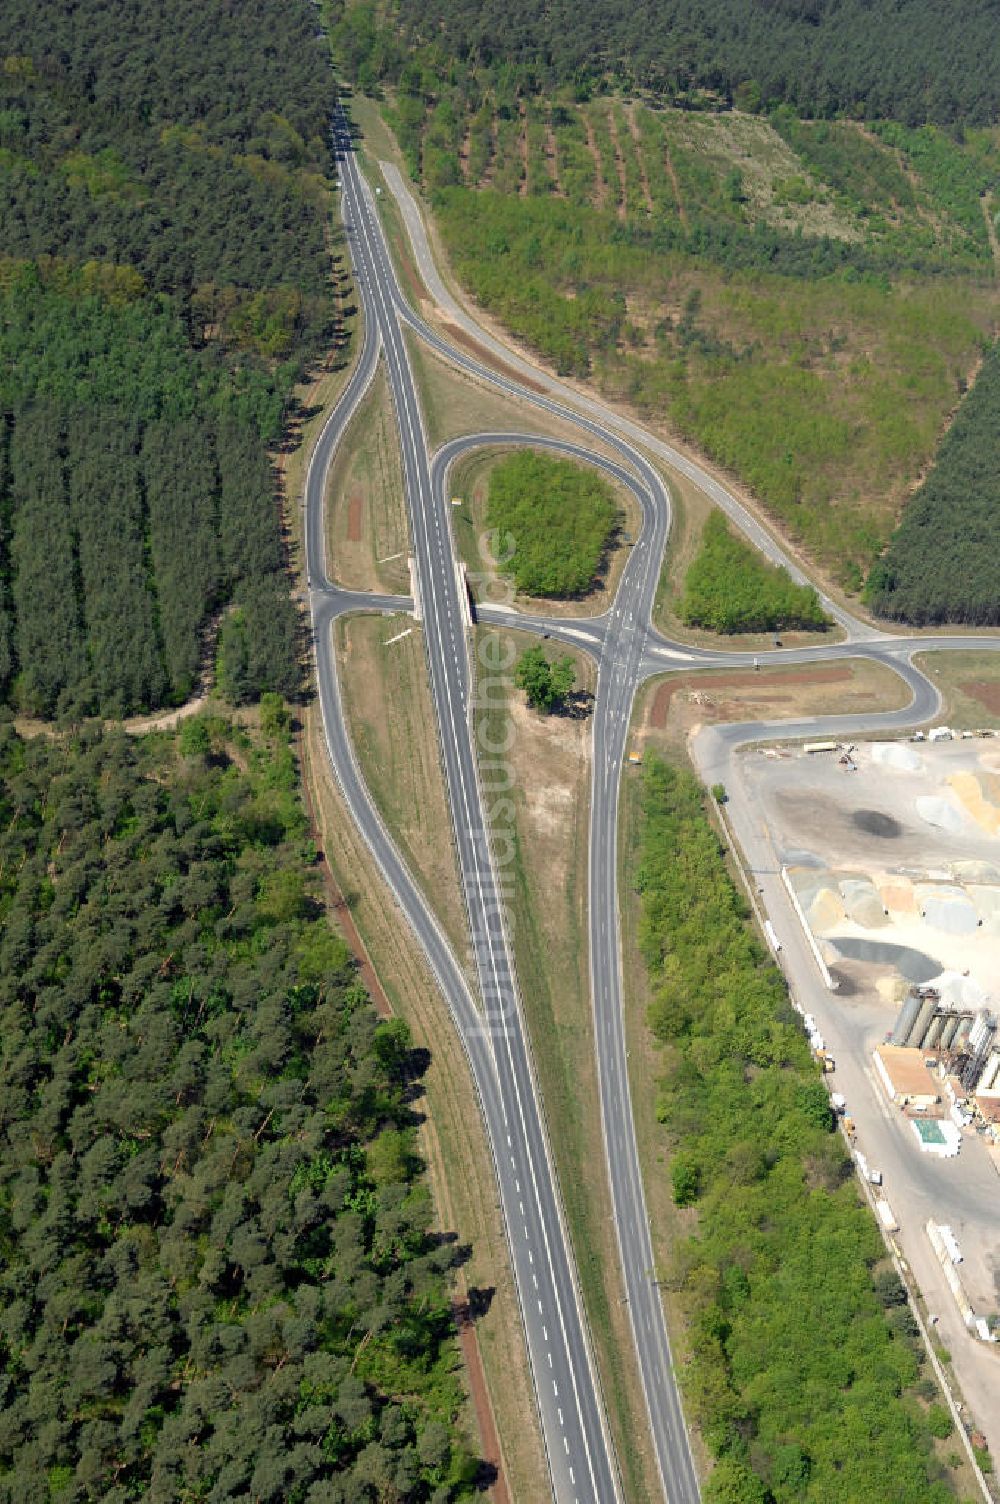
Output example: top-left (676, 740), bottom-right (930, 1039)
top-left (514, 645), bottom-right (577, 712)
top-left (428, 181), bottom-right (987, 582)
top-left (680, 513), bottom-right (828, 633)
top-left (486, 451), bottom-right (619, 597)
top-left (867, 344), bottom-right (1000, 625)
top-left (635, 756), bottom-right (959, 1502)
top-left (0, 0), bottom-right (343, 716)
top-left (332, 9), bottom-right (998, 602)
top-left (0, 713), bottom-right (480, 1500)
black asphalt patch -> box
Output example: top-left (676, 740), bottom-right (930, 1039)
top-left (851, 808), bottom-right (902, 838)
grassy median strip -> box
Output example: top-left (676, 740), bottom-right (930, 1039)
top-left (336, 613), bottom-right (472, 975)
top-left (324, 361), bottom-right (411, 596)
top-left (302, 704), bottom-right (548, 1499)
top-left (472, 625), bottom-right (667, 1504)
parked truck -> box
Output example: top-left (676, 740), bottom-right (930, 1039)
top-left (876, 1200), bottom-right (898, 1232)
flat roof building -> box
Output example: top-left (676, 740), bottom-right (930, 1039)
top-left (873, 1045), bottom-right (942, 1112)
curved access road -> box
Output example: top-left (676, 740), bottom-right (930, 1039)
top-left (310, 108), bottom-right (1000, 1504)
top-left (319, 114), bottom-right (623, 1504)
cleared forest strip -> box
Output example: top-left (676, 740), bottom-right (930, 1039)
top-left (605, 104), bottom-right (629, 220)
top-left (625, 101), bottom-right (654, 214)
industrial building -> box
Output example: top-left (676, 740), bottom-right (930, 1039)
top-left (890, 986), bottom-right (997, 1091)
top-left (873, 1045), bottom-right (942, 1112)
top-left (889, 984), bottom-right (1000, 1136)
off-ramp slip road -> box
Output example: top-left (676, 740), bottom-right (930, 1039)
top-left (305, 107), bottom-right (1000, 1504)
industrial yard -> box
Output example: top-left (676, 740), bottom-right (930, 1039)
top-left (735, 733), bottom-right (1000, 1460)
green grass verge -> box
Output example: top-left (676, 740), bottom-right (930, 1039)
top-left (634, 754), bottom-right (964, 1504)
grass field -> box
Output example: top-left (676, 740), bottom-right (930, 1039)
top-left (472, 624), bottom-right (667, 1504)
top-left (402, 326), bottom-right (626, 461)
top-left (335, 613), bottom-right (472, 969)
top-left (301, 704), bottom-right (548, 1500)
top-left (912, 650), bottom-right (1000, 730)
top-left (323, 361), bottom-right (411, 595)
top-left (632, 657), bottom-right (913, 760)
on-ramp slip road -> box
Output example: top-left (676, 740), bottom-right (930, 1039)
top-left (317, 115), bottom-right (622, 1504)
top-left (306, 106), bottom-right (1000, 1504)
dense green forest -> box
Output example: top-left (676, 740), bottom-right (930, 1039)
top-left (635, 756), bottom-right (962, 1504)
top-left (380, 0), bottom-right (1000, 126)
top-left (0, 0), bottom-right (341, 716)
top-left (0, 712), bottom-right (480, 1501)
top-left (486, 451), bottom-right (619, 596)
top-left (866, 343), bottom-right (1000, 626)
top-left (679, 512), bottom-right (828, 633)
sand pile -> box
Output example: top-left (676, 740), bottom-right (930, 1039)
top-left (926, 970), bottom-right (990, 1011)
top-left (916, 795), bottom-right (966, 834)
top-left (917, 883), bottom-right (979, 934)
top-left (952, 860), bottom-right (1000, 883)
top-left (872, 741), bottom-right (923, 773)
top-left (805, 886), bottom-right (845, 931)
top-left (876, 874), bottom-right (917, 915)
top-left (876, 974), bottom-right (908, 1005)
top-left (840, 876), bottom-right (889, 927)
top-left (968, 886), bottom-right (1000, 934)
top-left (948, 771), bottom-right (1000, 837)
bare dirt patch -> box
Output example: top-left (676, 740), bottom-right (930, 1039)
top-left (544, 118), bottom-right (564, 197)
top-left (914, 650), bottom-right (1000, 730)
top-left (662, 134), bottom-right (689, 229)
top-left (436, 320), bottom-right (548, 395)
top-left (648, 665), bottom-right (853, 728)
top-left (605, 105), bottom-right (628, 222)
top-left (518, 102), bottom-right (529, 197)
top-left (405, 330), bottom-right (622, 460)
top-left (638, 659), bottom-right (911, 759)
top-left (346, 491), bottom-right (363, 543)
top-left (969, 680), bottom-right (1000, 715)
top-left (583, 115), bottom-right (609, 212)
top-left (624, 102), bottom-right (654, 215)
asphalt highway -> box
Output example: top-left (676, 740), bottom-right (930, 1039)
top-left (306, 110), bottom-right (1000, 1504)
top-left (319, 115), bottom-right (622, 1504)
top-left (335, 133), bottom-right (703, 1500)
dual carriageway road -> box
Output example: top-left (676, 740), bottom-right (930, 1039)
top-left (305, 111), bottom-right (1000, 1504)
